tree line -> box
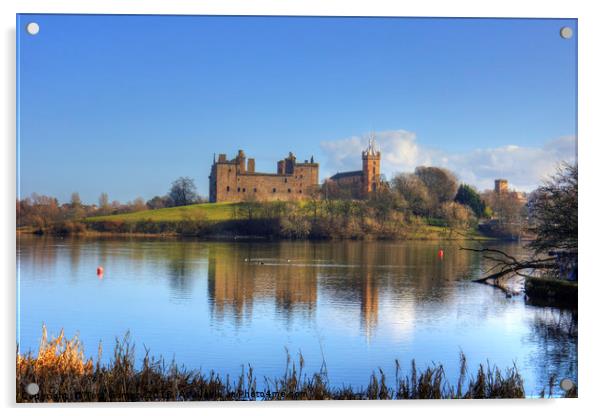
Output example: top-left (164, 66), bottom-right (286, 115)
top-left (17, 177), bottom-right (203, 230)
top-left (321, 165), bottom-right (526, 235)
top-left (17, 165), bottom-right (533, 239)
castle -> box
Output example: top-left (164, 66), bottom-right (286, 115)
top-left (209, 137), bottom-right (382, 203)
top-left (209, 150), bottom-right (319, 203)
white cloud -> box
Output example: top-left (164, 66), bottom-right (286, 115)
top-left (320, 130), bottom-right (576, 192)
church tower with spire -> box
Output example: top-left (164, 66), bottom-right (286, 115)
top-left (361, 133), bottom-right (381, 196)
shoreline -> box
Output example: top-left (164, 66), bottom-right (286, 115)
top-left (17, 228), bottom-right (500, 242)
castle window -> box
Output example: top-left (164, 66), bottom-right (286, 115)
top-left (373, 167), bottom-right (376, 174)
top-left (242, 188), bottom-right (246, 193)
top-left (284, 178), bottom-right (288, 183)
top-left (253, 188), bottom-right (257, 193)
top-left (288, 188), bottom-right (291, 193)
top-left (237, 187), bottom-right (240, 192)
top-left (299, 190), bottom-right (302, 194)
top-left (272, 188), bottom-right (277, 193)
top-left (300, 175), bottom-right (303, 178)
top-left (226, 186), bottom-right (230, 192)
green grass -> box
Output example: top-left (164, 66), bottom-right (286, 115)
top-left (82, 201), bottom-right (492, 241)
top-left (85, 202), bottom-right (238, 223)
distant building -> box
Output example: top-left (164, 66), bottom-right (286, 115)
top-left (328, 135), bottom-right (383, 198)
top-left (208, 150), bottom-right (319, 203)
top-left (494, 179), bottom-right (509, 194)
top-left (493, 178), bottom-right (527, 204)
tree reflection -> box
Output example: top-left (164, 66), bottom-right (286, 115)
top-left (165, 242), bottom-right (205, 300)
top-left (525, 308), bottom-right (578, 395)
top-left (18, 236), bottom-right (58, 276)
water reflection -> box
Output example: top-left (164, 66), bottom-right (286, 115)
top-left (17, 236), bottom-right (577, 394)
top-left (525, 308), bottom-right (578, 393)
top-left (164, 243), bottom-right (206, 301)
top-left (207, 243), bottom-right (319, 325)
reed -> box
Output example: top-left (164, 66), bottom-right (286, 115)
top-left (16, 326), bottom-right (574, 402)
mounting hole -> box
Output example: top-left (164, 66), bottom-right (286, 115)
top-left (26, 22), bottom-right (40, 35)
top-left (559, 378), bottom-right (575, 392)
top-left (25, 382), bottom-right (39, 395)
top-left (560, 26), bottom-right (573, 39)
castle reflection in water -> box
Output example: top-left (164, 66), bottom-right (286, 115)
top-left (204, 241), bottom-right (477, 338)
top-left (18, 237), bottom-right (480, 339)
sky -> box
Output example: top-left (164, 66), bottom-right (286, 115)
top-left (17, 15), bottom-right (577, 204)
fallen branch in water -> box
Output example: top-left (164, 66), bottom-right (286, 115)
top-left (460, 247), bottom-right (556, 285)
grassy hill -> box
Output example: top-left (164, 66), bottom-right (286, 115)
top-left (85, 202), bottom-right (238, 223)
top-left (81, 200), bottom-right (485, 240)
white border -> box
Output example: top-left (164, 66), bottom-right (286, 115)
top-left (2, 1), bottom-right (601, 415)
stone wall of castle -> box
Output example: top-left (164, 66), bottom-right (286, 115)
top-left (209, 150), bottom-right (319, 203)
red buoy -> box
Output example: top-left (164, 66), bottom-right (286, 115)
top-left (438, 249), bottom-right (444, 259)
top-left (96, 266), bottom-right (104, 277)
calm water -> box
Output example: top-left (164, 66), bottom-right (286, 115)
top-left (17, 237), bottom-right (577, 396)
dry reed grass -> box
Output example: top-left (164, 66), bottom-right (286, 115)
top-left (16, 326), bottom-right (575, 402)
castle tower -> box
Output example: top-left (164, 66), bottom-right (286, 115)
top-left (494, 179), bottom-right (508, 194)
top-left (362, 134), bottom-right (381, 196)
top-left (284, 152), bottom-right (296, 174)
top-left (236, 149), bottom-right (246, 174)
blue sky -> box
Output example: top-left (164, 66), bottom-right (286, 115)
top-left (17, 15), bottom-right (577, 203)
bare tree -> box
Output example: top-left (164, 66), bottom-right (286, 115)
top-left (69, 192), bottom-right (85, 220)
top-left (391, 173), bottom-right (430, 216)
top-left (414, 166), bottom-right (458, 211)
top-left (131, 197), bottom-right (147, 212)
top-left (18, 193), bottom-right (61, 228)
top-left (367, 186), bottom-right (405, 229)
top-left (441, 201), bottom-right (474, 234)
top-left (528, 163), bottom-right (577, 254)
top-left (481, 190), bottom-right (527, 238)
top-left (98, 193), bottom-right (110, 214)
top-left (70, 192), bottom-right (81, 207)
top-left (169, 177), bottom-right (198, 207)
